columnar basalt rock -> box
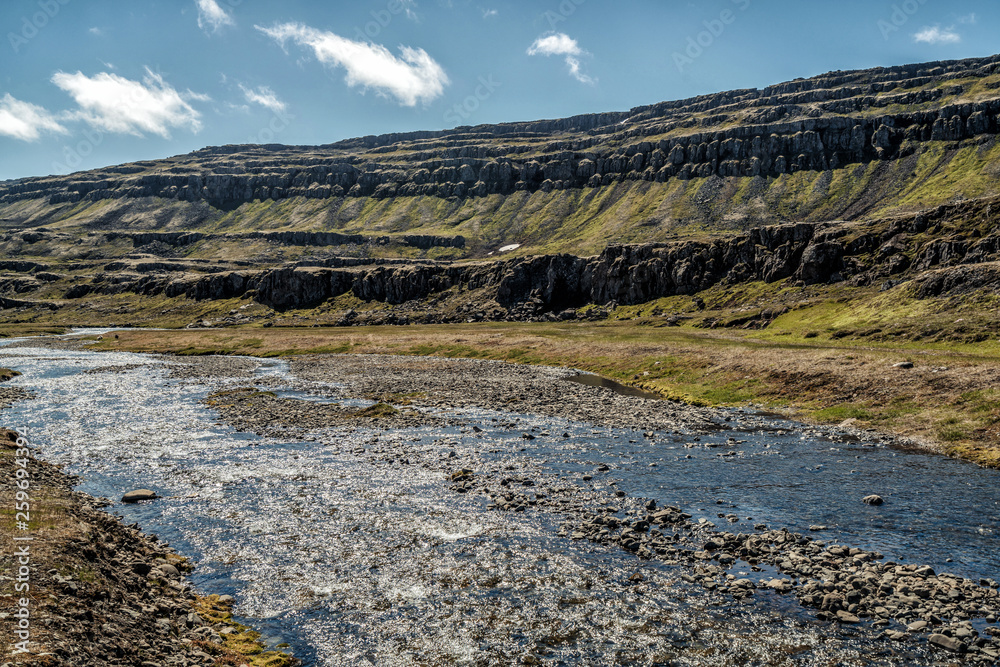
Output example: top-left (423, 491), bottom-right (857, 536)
top-left (3, 56), bottom-right (999, 210)
top-left (52, 194), bottom-right (997, 316)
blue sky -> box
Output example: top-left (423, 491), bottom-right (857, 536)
top-left (0, 0), bottom-right (997, 180)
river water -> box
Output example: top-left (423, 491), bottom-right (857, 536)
top-left (1, 333), bottom-right (998, 665)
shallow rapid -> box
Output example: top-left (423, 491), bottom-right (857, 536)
top-left (1, 335), bottom-right (998, 665)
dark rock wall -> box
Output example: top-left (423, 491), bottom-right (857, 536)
top-left (3, 56), bottom-right (999, 208)
top-left (54, 196), bottom-right (1000, 315)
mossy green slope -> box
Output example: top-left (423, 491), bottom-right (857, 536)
top-left (6, 137), bottom-right (997, 260)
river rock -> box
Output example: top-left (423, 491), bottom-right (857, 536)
top-left (766, 578), bottom-right (793, 593)
top-left (928, 633), bottom-right (967, 653)
top-left (836, 610), bottom-right (860, 623)
top-left (862, 494), bottom-right (884, 506)
top-left (157, 564), bottom-right (180, 578)
top-left (122, 489), bottom-right (159, 503)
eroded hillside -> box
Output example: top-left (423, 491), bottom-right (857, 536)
top-left (2, 54), bottom-right (1000, 260)
top-left (0, 54), bottom-right (998, 336)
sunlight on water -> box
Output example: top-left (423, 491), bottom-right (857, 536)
top-left (0, 340), bottom-right (997, 664)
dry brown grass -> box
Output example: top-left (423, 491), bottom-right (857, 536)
top-left (91, 321), bottom-right (1000, 467)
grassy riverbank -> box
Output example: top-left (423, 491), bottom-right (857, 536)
top-left (72, 320), bottom-right (1000, 469)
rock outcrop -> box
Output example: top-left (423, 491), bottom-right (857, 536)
top-left (2, 55), bottom-right (999, 210)
top-left (59, 196), bottom-right (998, 316)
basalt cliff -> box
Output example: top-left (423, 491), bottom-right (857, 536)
top-left (1, 54), bottom-right (1000, 328)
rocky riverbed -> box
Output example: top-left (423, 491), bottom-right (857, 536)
top-left (2, 341), bottom-right (999, 665)
top-left (184, 353), bottom-right (1000, 663)
top-left (0, 428), bottom-right (296, 667)
top-left (286, 354), bottom-right (720, 432)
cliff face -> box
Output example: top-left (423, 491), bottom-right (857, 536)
top-left (56, 196), bottom-right (994, 319)
top-left (7, 98), bottom-right (995, 206)
top-left (1, 55), bottom-right (999, 328)
top-left (2, 55), bottom-right (999, 216)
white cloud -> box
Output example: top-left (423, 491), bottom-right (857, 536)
top-left (0, 94), bottom-right (68, 141)
top-left (527, 33), bottom-right (583, 57)
top-left (913, 25), bottom-right (961, 44)
top-left (255, 22), bottom-right (449, 106)
top-left (196, 0), bottom-right (234, 33)
top-left (401, 0), bottom-right (419, 20)
top-left (51, 68), bottom-right (204, 138)
top-left (89, 27), bottom-right (104, 36)
top-left (527, 32), bottom-right (595, 84)
top-left (482, 8), bottom-right (498, 18)
top-left (566, 57), bottom-right (594, 85)
top-left (957, 13), bottom-right (976, 24)
top-left (239, 84), bottom-right (286, 113)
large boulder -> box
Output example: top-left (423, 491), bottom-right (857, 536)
top-left (122, 489), bottom-right (158, 503)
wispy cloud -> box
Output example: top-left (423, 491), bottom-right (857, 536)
top-left (51, 68), bottom-right (205, 138)
top-left (196, 0), bottom-right (234, 33)
top-left (482, 8), bottom-right (498, 19)
top-left (239, 84), bottom-right (286, 113)
top-left (88, 27), bottom-right (104, 36)
top-left (0, 94), bottom-right (68, 141)
top-left (255, 22), bottom-right (449, 106)
top-left (957, 13), bottom-right (976, 25)
top-left (913, 25), bottom-right (961, 44)
top-left (527, 32), bottom-right (595, 84)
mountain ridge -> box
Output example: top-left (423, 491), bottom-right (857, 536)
top-left (3, 52), bottom-right (999, 254)
top-left (0, 53), bottom-right (999, 338)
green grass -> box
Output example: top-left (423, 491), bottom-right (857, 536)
top-left (811, 404), bottom-right (876, 422)
top-left (352, 402), bottom-right (400, 418)
top-left (938, 427), bottom-right (969, 442)
top-left (7, 135), bottom-right (997, 261)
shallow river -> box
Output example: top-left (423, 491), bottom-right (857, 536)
top-left (1, 333), bottom-right (998, 665)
